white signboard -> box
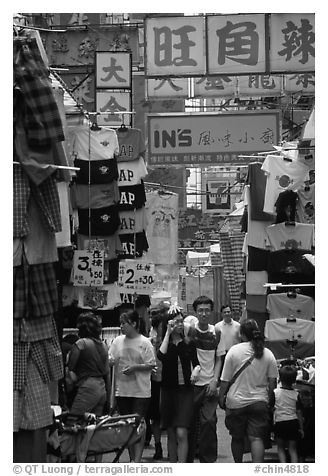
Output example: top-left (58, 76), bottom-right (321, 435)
top-left (270, 14), bottom-right (315, 73)
top-left (118, 260), bottom-right (155, 294)
top-left (207, 14), bottom-right (267, 75)
top-left (193, 76), bottom-right (236, 97)
top-left (147, 111), bottom-right (280, 166)
top-left (73, 250), bottom-right (104, 286)
top-left (284, 73), bottom-right (315, 95)
top-left (145, 16), bottom-right (206, 77)
top-left (96, 52), bottom-right (131, 89)
top-left (147, 78), bottom-right (189, 98)
top-left (96, 91), bottom-right (132, 127)
top-left (237, 74), bottom-right (283, 97)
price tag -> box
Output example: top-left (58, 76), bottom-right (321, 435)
top-left (73, 250), bottom-right (104, 286)
top-left (118, 260), bottom-right (155, 294)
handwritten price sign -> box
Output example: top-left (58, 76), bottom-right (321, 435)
top-left (118, 260), bottom-right (155, 294)
top-left (73, 250), bottom-right (104, 286)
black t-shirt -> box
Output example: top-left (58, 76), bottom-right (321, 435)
top-left (78, 205), bottom-right (120, 236)
top-left (247, 162), bottom-right (275, 221)
top-left (247, 246), bottom-right (270, 271)
top-left (118, 231), bottom-right (149, 258)
top-left (74, 158), bottom-right (118, 184)
top-left (118, 182), bottom-right (146, 211)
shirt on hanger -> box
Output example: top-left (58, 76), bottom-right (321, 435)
top-left (71, 182), bottom-right (119, 209)
top-left (266, 222), bottom-right (314, 251)
top-left (244, 185), bottom-right (273, 249)
top-left (69, 126), bottom-right (119, 161)
top-left (246, 163), bottom-right (275, 221)
top-left (261, 155), bottom-right (309, 214)
top-left (246, 271), bottom-right (268, 295)
top-left (267, 292), bottom-right (315, 320)
top-left (78, 205), bottom-right (120, 236)
top-left (119, 209), bottom-right (148, 235)
top-left (77, 283), bottom-right (121, 310)
top-left (145, 191), bottom-right (179, 265)
top-left (118, 182), bottom-right (146, 211)
top-left (74, 158), bottom-right (118, 184)
top-left (264, 317), bottom-right (315, 343)
top-left (118, 231), bottom-right (149, 259)
top-left (116, 128), bottom-right (145, 162)
top-left (296, 184), bottom-right (315, 224)
top-left (247, 246), bottom-right (270, 271)
top-left (267, 249), bottom-right (315, 277)
top-left (77, 234), bottom-right (123, 260)
top-left (117, 157), bottom-right (148, 186)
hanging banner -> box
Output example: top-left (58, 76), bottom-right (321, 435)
top-left (193, 76), bottom-right (236, 97)
top-left (118, 260), bottom-right (156, 295)
top-left (96, 91), bottom-right (132, 126)
top-left (96, 51), bottom-right (132, 89)
top-left (73, 250), bottom-right (104, 286)
top-left (284, 73), bottom-right (315, 94)
top-left (147, 111), bottom-right (280, 166)
top-left (145, 16), bottom-right (206, 77)
top-left (207, 14), bottom-right (268, 75)
top-left (237, 74), bottom-right (283, 96)
top-left (270, 14), bottom-right (315, 73)
top-left (147, 78), bottom-right (189, 98)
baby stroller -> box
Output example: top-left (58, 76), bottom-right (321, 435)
top-left (48, 410), bottom-right (145, 463)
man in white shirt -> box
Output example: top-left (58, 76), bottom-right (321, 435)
top-left (215, 305), bottom-right (241, 377)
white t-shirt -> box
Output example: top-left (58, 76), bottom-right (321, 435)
top-left (267, 293), bottom-right (315, 320)
top-left (296, 184), bottom-right (315, 224)
top-left (261, 155), bottom-right (309, 214)
top-left (246, 271), bottom-right (268, 295)
top-left (119, 209), bottom-right (148, 235)
top-left (77, 284), bottom-right (121, 310)
top-left (145, 191), bottom-right (179, 265)
top-left (117, 157), bottom-right (148, 186)
top-left (69, 126), bottom-right (119, 161)
top-left (265, 222), bottom-right (314, 251)
top-left (110, 334), bottom-right (156, 398)
top-left (214, 320), bottom-right (241, 352)
top-left (274, 386), bottom-right (299, 423)
top-left (221, 342), bottom-right (278, 409)
top-left (188, 323), bottom-right (221, 386)
top-left (244, 185), bottom-right (273, 250)
top-left (264, 318), bottom-right (315, 343)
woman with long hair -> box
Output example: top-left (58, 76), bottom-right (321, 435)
top-left (67, 312), bottom-right (111, 416)
top-left (218, 319), bottom-right (279, 463)
top-left (158, 306), bottom-right (200, 463)
top-left (109, 309), bottom-right (156, 463)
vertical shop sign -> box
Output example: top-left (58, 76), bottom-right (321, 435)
top-left (207, 14), bottom-right (268, 75)
top-left (96, 91), bottom-right (132, 126)
top-left (193, 76), bottom-right (236, 97)
top-left (237, 74), bottom-right (282, 96)
top-left (284, 73), bottom-right (315, 94)
top-left (147, 78), bottom-right (189, 98)
top-left (96, 51), bottom-right (132, 89)
top-left (270, 14), bottom-right (315, 73)
top-left (145, 16), bottom-right (206, 77)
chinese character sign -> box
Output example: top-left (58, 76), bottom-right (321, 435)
top-left (96, 91), bottom-right (132, 126)
top-left (237, 74), bottom-right (283, 96)
top-left (284, 73), bottom-right (315, 94)
top-left (145, 16), bottom-right (206, 77)
top-left (96, 52), bottom-right (131, 88)
top-left (270, 14), bottom-right (315, 72)
top-left (118, 260), bottom-right (155, 294)
top-left (207, 14), bottom-right (267, 75)
top-left (147, 78), bottom-right (189, 98)
top-left (193, 76), bottom-right (236, 97)
top-left (73, 250), bottom-right (104, 286)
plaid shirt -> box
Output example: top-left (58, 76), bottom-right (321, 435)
top-left (13, 315), bottom-right (55, 344)
top-left (14, 37), bottom-right (64, 148)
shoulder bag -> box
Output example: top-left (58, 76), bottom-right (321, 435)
top-left (221, 354), bottom-right (255, 409)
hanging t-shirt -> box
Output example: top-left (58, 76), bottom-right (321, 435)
top-left (103, 258), bottom-right (119, 284)
top-left (77, 234), bottom-right (122, 260)
top-left (261, 155), bottom-right (309, 214)
top-left (247, 246), bottom-right (270, 271)
top-left (78, 205), bottom-right (120, 236)
top-left (266, 292), bottom-right (315, 320)
top-left (55, 182), bottom-right (71, 248)
top-left (244, 185), bottom-right (273, 249)
top-left (145, 191), bottom-right (179, 265)
top-left (77, 283), bottom-right (121, 310)
top-left (71, 182), bottom-right (119, 209)
top-left (264, 317), bottom-right (315, 343)
top-left (117, 157), bottom-right (148, 186)
top-left (116, 128), bottom-right (145, 162)
top-left (246, 271), bottom-right (268, 295)
top-left (69, 126), bottom-right (119, 161)
top-left (267, 249), bottom-right (315, 276)
top-left (246, 162), bottom-right (275, 221)
top-left (118, 182), bottom-right (146, 211)
top-left (74, 158), bottom-right (118, 185)
top-left (119, 209), bottom-right (148, 235)
top-left (265, 223), bottom-right (314, 251)
top-left (118, 231), bottom-right (149, 259)
top-left (296, 184), bottom-right (315, 224)
top-left (110, 334), bottom-right (156, 398)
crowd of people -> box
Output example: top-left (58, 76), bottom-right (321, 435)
top-left (61, 297), bottom-right (313, 463)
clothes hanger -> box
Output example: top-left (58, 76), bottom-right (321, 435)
top-left (90, 121), bottom-right (101, 131)
top-left (285, 221), bottom-right (296, 227)
top-left (287, 288), bottom-right (297, 299)
top-left (117, 121), bottom-right (128, 132)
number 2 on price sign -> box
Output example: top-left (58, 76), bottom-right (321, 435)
top-left (125, 269), bottom-right (135, 284)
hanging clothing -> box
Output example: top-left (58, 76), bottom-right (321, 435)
top-left (266, 293), bottom-right (315, 320)
top-left (77, 233), bottom-right (122, 260)
top-left (119, 209), bottom-right (148, 235)
top-left (118, 182), bottom-right (146, 211)
top-left (274, 190), bottom-right (298, 224)
top-left (77, 284), bottom-right (121, 310)
top-left (77, 205), bottom-right (120, 236)
top-left (261, 155), bottom-right (309, 215)
top-left (264, 318), bottom-right (315, 343)
top-left (116, 127), bottom-right (145, 162)
top-left (74, 158), bottom-right (118, 184)
top-left (117, 157), bottom-right (148, 186)
top-left (246, 162), bottom-right (274, 221)
top-left (265, 222), bottom-right (315, 251)
top-left (71, 182), bottom-right (119, 209)
top-left (69, 125), bottom-right (119, 161)
top-left (118, 231), bottom-right (149, 259)
top-left (296, 184), bottom-right (315, 224)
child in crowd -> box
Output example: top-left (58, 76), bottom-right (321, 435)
top-left (273, 365), bottom-right (304, 463)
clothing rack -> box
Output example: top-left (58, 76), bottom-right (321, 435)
top-left (263, 283), bottom-right (315, 291)
top-left (13, 161), bottom-right (80, 172)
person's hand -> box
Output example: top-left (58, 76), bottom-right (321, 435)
top-left (166, 320), bottom-right (174, 336)
top-left (299, 429), bottom-right (305, 439)
top-left (218, 394), bottom-right (226, 410)
top-left (108, 354), bottom-right (116, 366)
top-left (206, 379), bottom-right (218, 396)
top-left (122, 365), bottom-right (136, 375)
top-left (190, 365), bottom-right (201, 384)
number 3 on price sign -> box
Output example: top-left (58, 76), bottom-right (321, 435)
top-left (73, 250), bottom-right (104, 286)
top-left (118, 260), bottom-right (155, 294)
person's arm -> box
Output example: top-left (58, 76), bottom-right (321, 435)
top-left (206, 355), bottom-right (222, 396)
top-left (267, 377), bottom-right (277, 408)
top-left (218, 380), bottom-right (229, 409)
top-left (159, 320), bottom-right (173, 355)
top-left (296, 394), bottom-right (305, 439)
top-left (122, 340), bottom-right (157, 375)
top-left (67, 343), bottom-right (80, 372)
